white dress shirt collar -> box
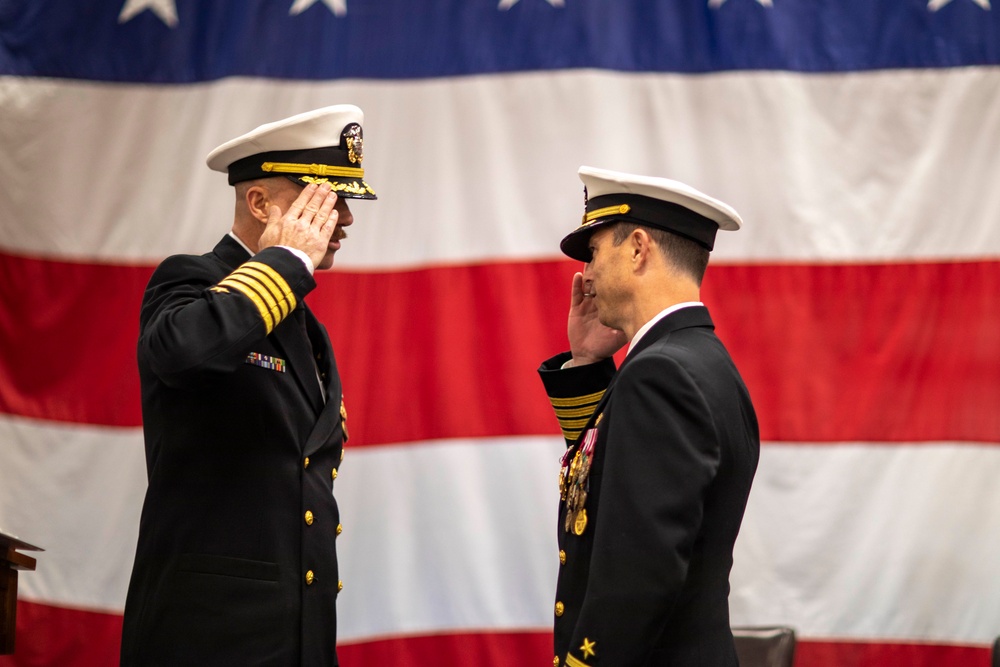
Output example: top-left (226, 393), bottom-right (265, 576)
top-left (627, 301), bottom-right (703, 357)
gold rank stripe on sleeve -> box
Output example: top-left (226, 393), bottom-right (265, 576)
top-left (553, 404), bottom-right (600, 418)
top-left (565, 654), bottom-right (590, 667)
top-left (548, 389), bottom-right (606, 408)
top-left (557, 413), bottom-right (592, 426)
top-left (548, 389), bottom-right (605, 442)
top-left (215, 261), bottom-right (298, 334)
top-left (241, 264), bottom-right (296, 319)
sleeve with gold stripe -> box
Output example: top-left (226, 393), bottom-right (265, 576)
top-left (210, 259), bottom-right (298, 334)
top-left (139, 245), bottom-right (316, 388)
top-left (537, 352), bottom-right (616, 446)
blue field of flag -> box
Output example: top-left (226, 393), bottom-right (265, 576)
top-left (1, 0), bottom-right (998, 82)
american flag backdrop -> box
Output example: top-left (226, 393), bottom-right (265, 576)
top-left (2, 1), bottom-right (1000, 666)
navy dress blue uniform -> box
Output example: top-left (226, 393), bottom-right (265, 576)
top-left (122, 105), bottom-right (375, 666)
top-left (540, 307), bottom-right (759, 667)
top-left (121, 238), bottom-right (348, 666)
top-left (539, 167), bottom-right (760, 667)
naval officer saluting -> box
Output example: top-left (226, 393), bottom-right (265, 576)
top-left (539, 167), bottom-right (760, 667)
top-left (121, 105), bottom-right (376, 666)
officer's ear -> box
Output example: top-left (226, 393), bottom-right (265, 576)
top-left (630, 227), bottom-right (653, 268)
top-left (244, 184), bottom-right (272, 224)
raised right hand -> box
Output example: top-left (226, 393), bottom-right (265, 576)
top-left (567, 272), bottom-right (628, 366)
top-left (258, 182), bottom-right (339, 268)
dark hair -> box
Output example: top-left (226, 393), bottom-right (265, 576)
top-left (611, 222), bottom-right (710, 285)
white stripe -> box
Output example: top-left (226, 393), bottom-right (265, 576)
top-left (3, 415), bottom-right (999, 643)
top-left (335, 436), bottom-right (564, 641)
top-left (0, 416), bottom-right (146, 612)
top-left (730, 443), bottom-right (1000, 644)
top-left (2, 68), bottom-right (999, 267)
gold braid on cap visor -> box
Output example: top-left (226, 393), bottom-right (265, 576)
top-left (261, 162), bottom-right (365, 179)
top-left (580, 203), bottom-right (631, 226)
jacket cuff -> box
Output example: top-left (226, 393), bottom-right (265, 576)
top-left (538, 354), bottom-right (616, 444)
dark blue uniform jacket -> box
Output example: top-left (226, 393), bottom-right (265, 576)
top-left (539, 306), bottom-right (759, 667)
top-left (122, 235), bottom-right (347, 666)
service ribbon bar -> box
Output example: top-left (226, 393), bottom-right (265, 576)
top-left (245, 352), bottom-right (287, 373)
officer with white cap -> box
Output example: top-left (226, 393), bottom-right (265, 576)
top-left (538, 166), bottom-right (760, 666)
top-left (122, 105), bottom-right (374, 666)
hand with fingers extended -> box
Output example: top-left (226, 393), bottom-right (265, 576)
top-left (258, 182), bottom-right (339, 268)
top-left (567, 272), bottom-right (628, 367)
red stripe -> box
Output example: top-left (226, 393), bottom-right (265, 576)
top-left (338, 630), bottom-right (554, 667)
top-left (2, 252), bottom-right (998, 443)
top-left (0, 603), bottom-right (991, 667)
top-left (342, 635), bottom-right (994, 667)
top-left (709, 262), bottom-right (1000, 444)
top-left (0, 254), bottom-right (149, 427)
top-left (0, 601), bottom-right (121, 667)
top-left (794, 638), bottom-right (992, 667)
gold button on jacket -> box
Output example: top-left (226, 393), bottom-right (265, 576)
top-left (555, 601), bottom-right (565, 617)
top-left (304, 510), bottom-right (314, 525)
top-left (305, 570), bottom-right (315, 585)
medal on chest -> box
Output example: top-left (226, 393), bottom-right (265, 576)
top-left (559, 413), bottom-right (601, 535)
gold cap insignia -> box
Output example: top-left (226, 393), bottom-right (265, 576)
top-left (344, 123), bottom-right (364, 165)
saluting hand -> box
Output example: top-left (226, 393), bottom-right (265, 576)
top-left (258, 182), bottom-right (339, 269)
top-left (567, 272), bottom-right (628, 367)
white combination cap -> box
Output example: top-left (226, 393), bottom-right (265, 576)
top-left (560, 166), bottom-right (741, 261)
top-left (206, 104), bottom-right (376, 199)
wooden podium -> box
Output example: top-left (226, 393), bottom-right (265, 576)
top-left (0, 531), bottom-right (42, 655)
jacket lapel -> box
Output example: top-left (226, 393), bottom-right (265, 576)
top-left (272, 307), bottom-right (324, 416)
top-left (304, 308), bottom-right (334, 399)
top-left (303, 313), bottom-right (344, 456)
